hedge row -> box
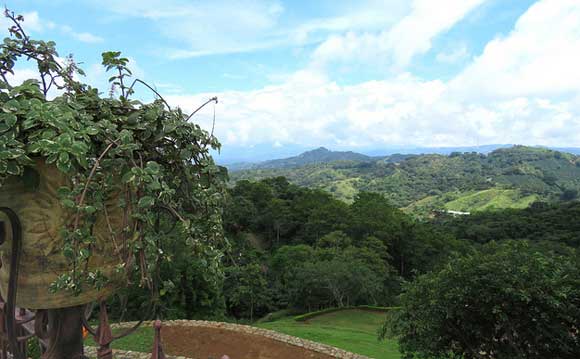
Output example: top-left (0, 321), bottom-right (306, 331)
top-left (294, 305), bottom-right (400, 322)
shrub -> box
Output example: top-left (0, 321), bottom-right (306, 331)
top-left (381, 241), bottom-right (580, 359)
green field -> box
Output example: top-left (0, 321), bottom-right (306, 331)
top-left (257, 309), bottom-right (400, 359)
top-left (443, 188), bottom-right (539, 212)
top-left (403, 188), bottom-right (540, 214)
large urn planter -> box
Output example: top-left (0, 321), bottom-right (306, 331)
top-left (0, 158), bottom-right (126, 309)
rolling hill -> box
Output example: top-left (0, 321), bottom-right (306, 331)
top-left (230, 146), bottom-right (580, 213)
top-left (228, 147), bottom-right (377, 171)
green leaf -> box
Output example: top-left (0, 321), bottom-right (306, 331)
top-left (2, 99), bottom-right (20, 112)
top-left (85, 127), bottom-right (99, 135)
top-left (70, 142), bottom-right (88, 156)
top-left (61, 199), bottom-right (76, 208)
top-left (5, 160), bottom-right (19, 175)
top-left (138, 196), bottom-right (155, 208)
top-left (57, 186), bottom-right (72, 197)
top-left (0, 113), bottom-right (17, 131)
top-left (57, 152), bottom-right (71, 172)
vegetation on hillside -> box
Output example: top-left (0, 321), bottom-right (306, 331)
top-left (437, 201), bottom-right (580, 249)
top-left (219, 177), bottom-right (464, 319)
top-left (231, 146), bottom-right (580, 213)
top-left (230, 146), bottom-right (376, 171)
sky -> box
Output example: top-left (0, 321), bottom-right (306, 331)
top-left (3, 0), bottom-right (580, 161)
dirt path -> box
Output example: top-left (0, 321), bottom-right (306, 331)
top-left (162, 325), bottom-right (335, 359)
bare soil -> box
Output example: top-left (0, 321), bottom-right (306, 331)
top-left (162, 325), bottom-right (335, 359)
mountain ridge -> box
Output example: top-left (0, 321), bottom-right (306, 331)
top-left (230, 145), bottom-right (580, 214)
top-left (225, 144), bottom-right (580, 171)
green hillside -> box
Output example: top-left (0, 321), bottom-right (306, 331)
top-left (258, 309), bottom-right (400, 359)
top-left (231, 146), bottom-right (580, 213)
top-left (230, 147), bottom-right (375, 171)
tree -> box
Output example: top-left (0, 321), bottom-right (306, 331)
top-left (316, 230), bottom-right (352, 250)
top-left (224, 263), bottom-right (270, 321)
top-left (382, 241), bottom-right (580, 359)
top-left (561, 188), bottom-right (578, 201)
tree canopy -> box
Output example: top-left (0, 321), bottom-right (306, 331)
top-left (382, 241), bottom-right (580, 359)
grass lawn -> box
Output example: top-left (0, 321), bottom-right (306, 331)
top-left (85, 309), bottom-right (400, 359)
top-left (84, 325), bottom-right (155, 352)
top-left (257, 309), bottom-right (401, 359)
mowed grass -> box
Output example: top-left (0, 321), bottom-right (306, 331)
top-left (84, 325), bottom-right (154, 352)
top-left (257, 309), bottom-right (401, 359)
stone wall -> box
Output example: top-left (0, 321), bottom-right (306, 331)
top-left (84, 346), bottom-right (189, 359)
top-left (92, 320), bottom-right (371, 359)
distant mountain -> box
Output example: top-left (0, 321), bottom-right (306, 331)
top-left (228, 147), bottom-right (375, 171)
top-left (362, 144), bottom-right (514, 157)
top-left (230, 146), bottom-right (580, 214)
top-left (222, 144), bottom-right (580, 170)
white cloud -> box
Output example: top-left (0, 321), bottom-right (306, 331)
top-left (451, 0), bottom-right (580, 99)
top-left (0, 11), bottom-right (44, 33)
top-left (7, 0), bottom-right (580, 150)
top-left (166, 71), bottom-right (580, 149)
top-left (96, 0), bottom-right (286, 58)
top-left (161, 0), bottom-right (580, 150)
top-left (311, 0), bottom-right (487, 69)
top-left (0, 11), bottom-right (104, 44)
top-left (95, 0), bottom-right (413, 58)
top-left (70, 32), bottom-right (104, 44)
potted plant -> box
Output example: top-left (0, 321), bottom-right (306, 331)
top-left (0, 9), bottom-right (224, 311)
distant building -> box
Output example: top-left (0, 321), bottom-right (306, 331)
top-left (433, 209), bottom-right (471, 217)
top-left (446, 210), bottom-right (471, 216)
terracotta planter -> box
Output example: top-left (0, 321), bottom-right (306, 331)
top-left (0, 158), bottom-right (127, 309)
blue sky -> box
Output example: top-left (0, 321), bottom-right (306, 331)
top-left (4, 0), bottom-right (580, 160)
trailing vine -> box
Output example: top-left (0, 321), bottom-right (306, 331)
top-left (0, 9), bottom-right (225, 304)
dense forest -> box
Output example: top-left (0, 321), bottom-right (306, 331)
top-left (117, 175), bottom-right (579, 324)
top-left (231, 146), bottom-right (580, 213)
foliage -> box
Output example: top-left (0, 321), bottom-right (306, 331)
top-left (26, 337), bottom-right (41, 359)
top-left (224, 262), bottom-right (270, 321)
top-left (381, 241), bottom-right (580, 359)
top-left (230, 146), bottom-right (374, 171)
top-left (221, 178), bottom-right (466, 317)
top-left (0, 10), bottom-right (224, 308)
top-left (438, 201), bottom-right (580, 248)
top-left (231, 146), bottom-right (580, 213)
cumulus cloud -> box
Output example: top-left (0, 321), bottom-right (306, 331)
top-left (450, 0), bottom-right (580, 99)
top-left (311, 0), bottom-right (487, 69)
top-left (167, 72), bottom-right (580, 149)
top-left (163, 0), bottom-right (580, 149)
top-left (8, 1), bottom-right (579, 150)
